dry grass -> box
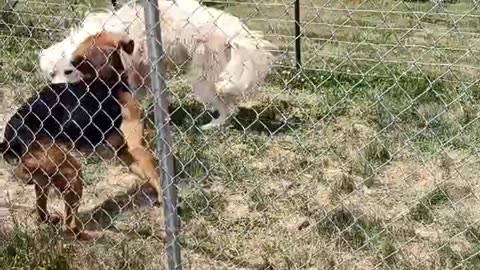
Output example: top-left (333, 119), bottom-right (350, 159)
top-left (1, 0), bottom-right (480, 269)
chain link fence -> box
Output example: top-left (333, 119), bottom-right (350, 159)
top-left (1, 0), bottom-right (480, 269)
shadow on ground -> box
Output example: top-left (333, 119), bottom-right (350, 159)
top-left (147, 102), bottom-right (302, 135)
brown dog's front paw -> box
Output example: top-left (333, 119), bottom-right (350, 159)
top-left (66, 229), bottom-right (102, 241)
top-left (48, 213), bottom-right (63, 224)
top-left (140, 185), bottom-right (162, 206)
top-left (38, 212), bottom-right (63, 225)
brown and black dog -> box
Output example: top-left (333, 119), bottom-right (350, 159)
top-left (0, 32), bottom-right (161, 239)
top-left (71, 32), bottom-right (162, 202)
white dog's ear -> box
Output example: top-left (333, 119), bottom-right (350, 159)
top-left (229, 40), bottom-right (240, 49)
top-left (193, 26), bottom-right (216, 43)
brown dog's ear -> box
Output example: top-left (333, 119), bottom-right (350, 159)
top-left (71, 55), bottom-right (95, 78)
top-left (119, 39), bottom-right (135, 55)
top-left (71, 55), bottom-right (86, 70)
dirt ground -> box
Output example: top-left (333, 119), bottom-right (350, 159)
top-left (2, 0), bottom-right (480, 269)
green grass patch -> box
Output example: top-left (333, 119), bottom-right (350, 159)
top-left (315, 207), bottom-right (385, 250)
top-left (410, 187), bottom-right (450, 224)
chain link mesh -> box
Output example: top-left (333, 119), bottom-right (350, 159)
top-left (1, 0), bottom-right (480, 269)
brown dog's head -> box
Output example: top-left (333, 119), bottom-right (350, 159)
top-left (71, 32), bottom-right (135, 83)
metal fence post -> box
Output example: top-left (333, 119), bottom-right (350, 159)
top-left (143, 1), bottom-right (182, 269)
top-left (294, 0), bottom-right (302, 69)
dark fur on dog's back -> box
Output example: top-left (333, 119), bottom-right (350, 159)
top-left (0, 80), bottom-right (129, 164)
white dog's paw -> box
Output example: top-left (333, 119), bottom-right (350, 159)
top-left (201, 117), bottom-right (230, 130)
top-left (201, 122), bottom-right (223, 131)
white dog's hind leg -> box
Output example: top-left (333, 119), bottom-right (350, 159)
top-left (192, 80), bottom-right (237, 130)
top-left (201, 96), bottom-right (237, 130)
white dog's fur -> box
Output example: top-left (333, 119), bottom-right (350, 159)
top-left (38, 0), bottom-right (277, 129)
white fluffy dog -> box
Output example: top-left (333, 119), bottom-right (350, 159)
top-left (38, 0), bottom-right (277, 129)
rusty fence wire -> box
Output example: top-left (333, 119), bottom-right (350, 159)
top-left (1, 0), bottom-right (480, 269)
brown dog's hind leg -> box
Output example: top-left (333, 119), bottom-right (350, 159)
top-left (23, 141), bottom-right (86, 237)
top-left (116, 91), bottom-right (162, 203)
top-left (21, 144), bottom-right (61, 225)
top-left (55, 154), bottom-right (98, 241)
top-left (34, 183), bottom-right (51, 223)
top-left (63, 178), bottom-right (83, 236)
